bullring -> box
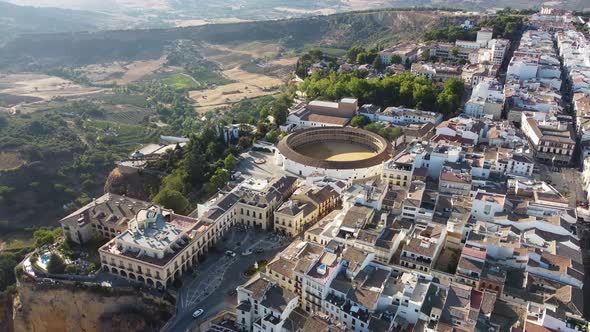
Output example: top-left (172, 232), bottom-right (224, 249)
top-left (274, 127), bottom-right (393, 180)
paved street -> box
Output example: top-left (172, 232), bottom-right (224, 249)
top-left (164, 227), bottom-right (289, 332)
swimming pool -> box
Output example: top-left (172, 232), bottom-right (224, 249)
top-left (38, 252), bottom-right (51, 270)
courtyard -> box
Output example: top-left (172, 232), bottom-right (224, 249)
top-left (235, 150), bottom-right (287, 179)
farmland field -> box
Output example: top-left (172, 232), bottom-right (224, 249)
top-left (0, 152), bottom-right (25, 171)
top-left (162, 73), bottom-right (201, 90)
top-left (189, 68), bottom-right (283, 113)
top-left (100, 104), bottom-right (152, 124)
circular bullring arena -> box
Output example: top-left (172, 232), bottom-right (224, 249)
top-left (275, 127), bottom-right (393, 180)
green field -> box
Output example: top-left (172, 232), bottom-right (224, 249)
top-left (305, 46), bottom-right (348, 57)
top-left (162, 73), bottom-right (201, 90)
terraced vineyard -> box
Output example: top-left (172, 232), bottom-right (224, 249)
top-left (102, 105), bottom-right (152, 124)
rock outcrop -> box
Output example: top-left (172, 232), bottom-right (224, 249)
top-left (103, 167), bottom-right (161, 201)
top-left (12, 279), bottom-right (173, 332)
top-left (0, 293), bottom-right (15, 332)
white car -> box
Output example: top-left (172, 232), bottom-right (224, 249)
top-left (193, 309), bottom-right (204, 318)
top-left (241, 249), bottom-right (252, 256)
top-left (225, 250), bottom-right (236, 257)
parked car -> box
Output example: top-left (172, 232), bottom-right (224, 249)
top-left (193, 309), bottom-right (204, 318)
top-left (242, 249), bottom-right (253, 256)
top-left (225, 250), bottom-right (236, 257)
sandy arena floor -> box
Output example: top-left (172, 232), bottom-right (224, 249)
top-left (296, 142), bottom-right (376, 161)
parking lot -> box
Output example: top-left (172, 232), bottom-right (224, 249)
top-left (234, 150), bottom-right (289, 180)
top-left (165, 226), bottom-right (289, 332)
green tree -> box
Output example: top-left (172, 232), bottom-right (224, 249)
top-left (271, 94), bottom-right (291, 125)
top-left (161, 171), bottom-right (185, 192)
top-left (210, 168), bottom-right (229, 189)
top-left (451, 48), bottom-right (459, 58)
top-left (356, 52), bottom-right (369, 65)
top-left (347, 46), bottom-right (366, 63)
top-left (64, 265), bottom-right (78, 275)
top-left (224, 154), bottom-right (238, 170)
top-left (47, 253), bottom-right (66, 274)
top-left (372, 56), bottom-right (384, 70)
top-left (350, 115), bottom-right (370, 128)
top-left (265, 129), bottom-right (279, 143)
top-left (153, 189), bottom-right (190, 214)
top-left (33, 229), bottom-right (59, 248)
top-left (421, 49), bottom-right (431, 61)
top-left (390, 54), bottom-right (402, 64)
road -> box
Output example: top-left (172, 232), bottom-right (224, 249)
top-left (164, 227), bottom-right (288, 332)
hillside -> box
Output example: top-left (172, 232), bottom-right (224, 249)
top-left (0, 9), bottom-right (461, 70)
top-left (0, 2), bottom-right (134, 46)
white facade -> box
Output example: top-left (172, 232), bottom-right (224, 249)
top-left (275, 152), bottom-right (384, 181)
top-left (464, 78), bottom-right (504, 120)
top-left (359, 106), bottom-right (443, 125)
top-left (471, 191), bottom-right (505, 222)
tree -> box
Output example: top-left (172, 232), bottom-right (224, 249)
top-left (33, 229), bottom-right (58, 248)
top-left (444, 78), bottom-right (465, 97)
top-left (224, 154), bottom-right (238, 170)
top-left (153, 188), bottom-right (190, 214)
top-left (64, 265), bottom-right (78, 275)
top-left (451, 47), bottom-right (459, 58)
top-left (372, 56), bottom-right (384, 71)
top-left (350, 115), bottom-right (370, 128)
top-left (390, 54), bottom-right (402, 64)
top-left (271, 94), bottom-right (291, 125)
top-left (161, 171), bottom-right (185, 192)
top-left (238, 136), bottom-right (252, 150)
top-left (404, 58), bottom-right (411, 69)
top-left (265, 129), bottom-right (279, 143)
top-left (347, 46), bottom-right (366, 63)
top-left (259, 107), bottom-right (270, 120)
top-left (421, 49), bottom-right (431, 61)
top-left (356, 52), bottom-right (369, 65)
top-left (47, 253), bottom-right (66, 274)
top-left (210, 168), bottom-right (229, 189)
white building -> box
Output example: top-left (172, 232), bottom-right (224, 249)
top-left (236, 277), bottom-right (299, 332)
top-left (464, 78), bottom-right (504, 120)
top-left (471, 190), bottom-right (506, 222)
top-left (358, 106), bottom-right (443, 125)
top-left (286, 98), bottom-right (358, 131)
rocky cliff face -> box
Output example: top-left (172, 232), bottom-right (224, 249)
top-left (0, 293), bottom-right (15, 332)
top-left (12, 279), bottom-right (173, 332)
top-left (104, 167), bottom-right (161, 202)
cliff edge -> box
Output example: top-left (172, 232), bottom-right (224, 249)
top-left (12, 277), bottom-right (173, 332)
